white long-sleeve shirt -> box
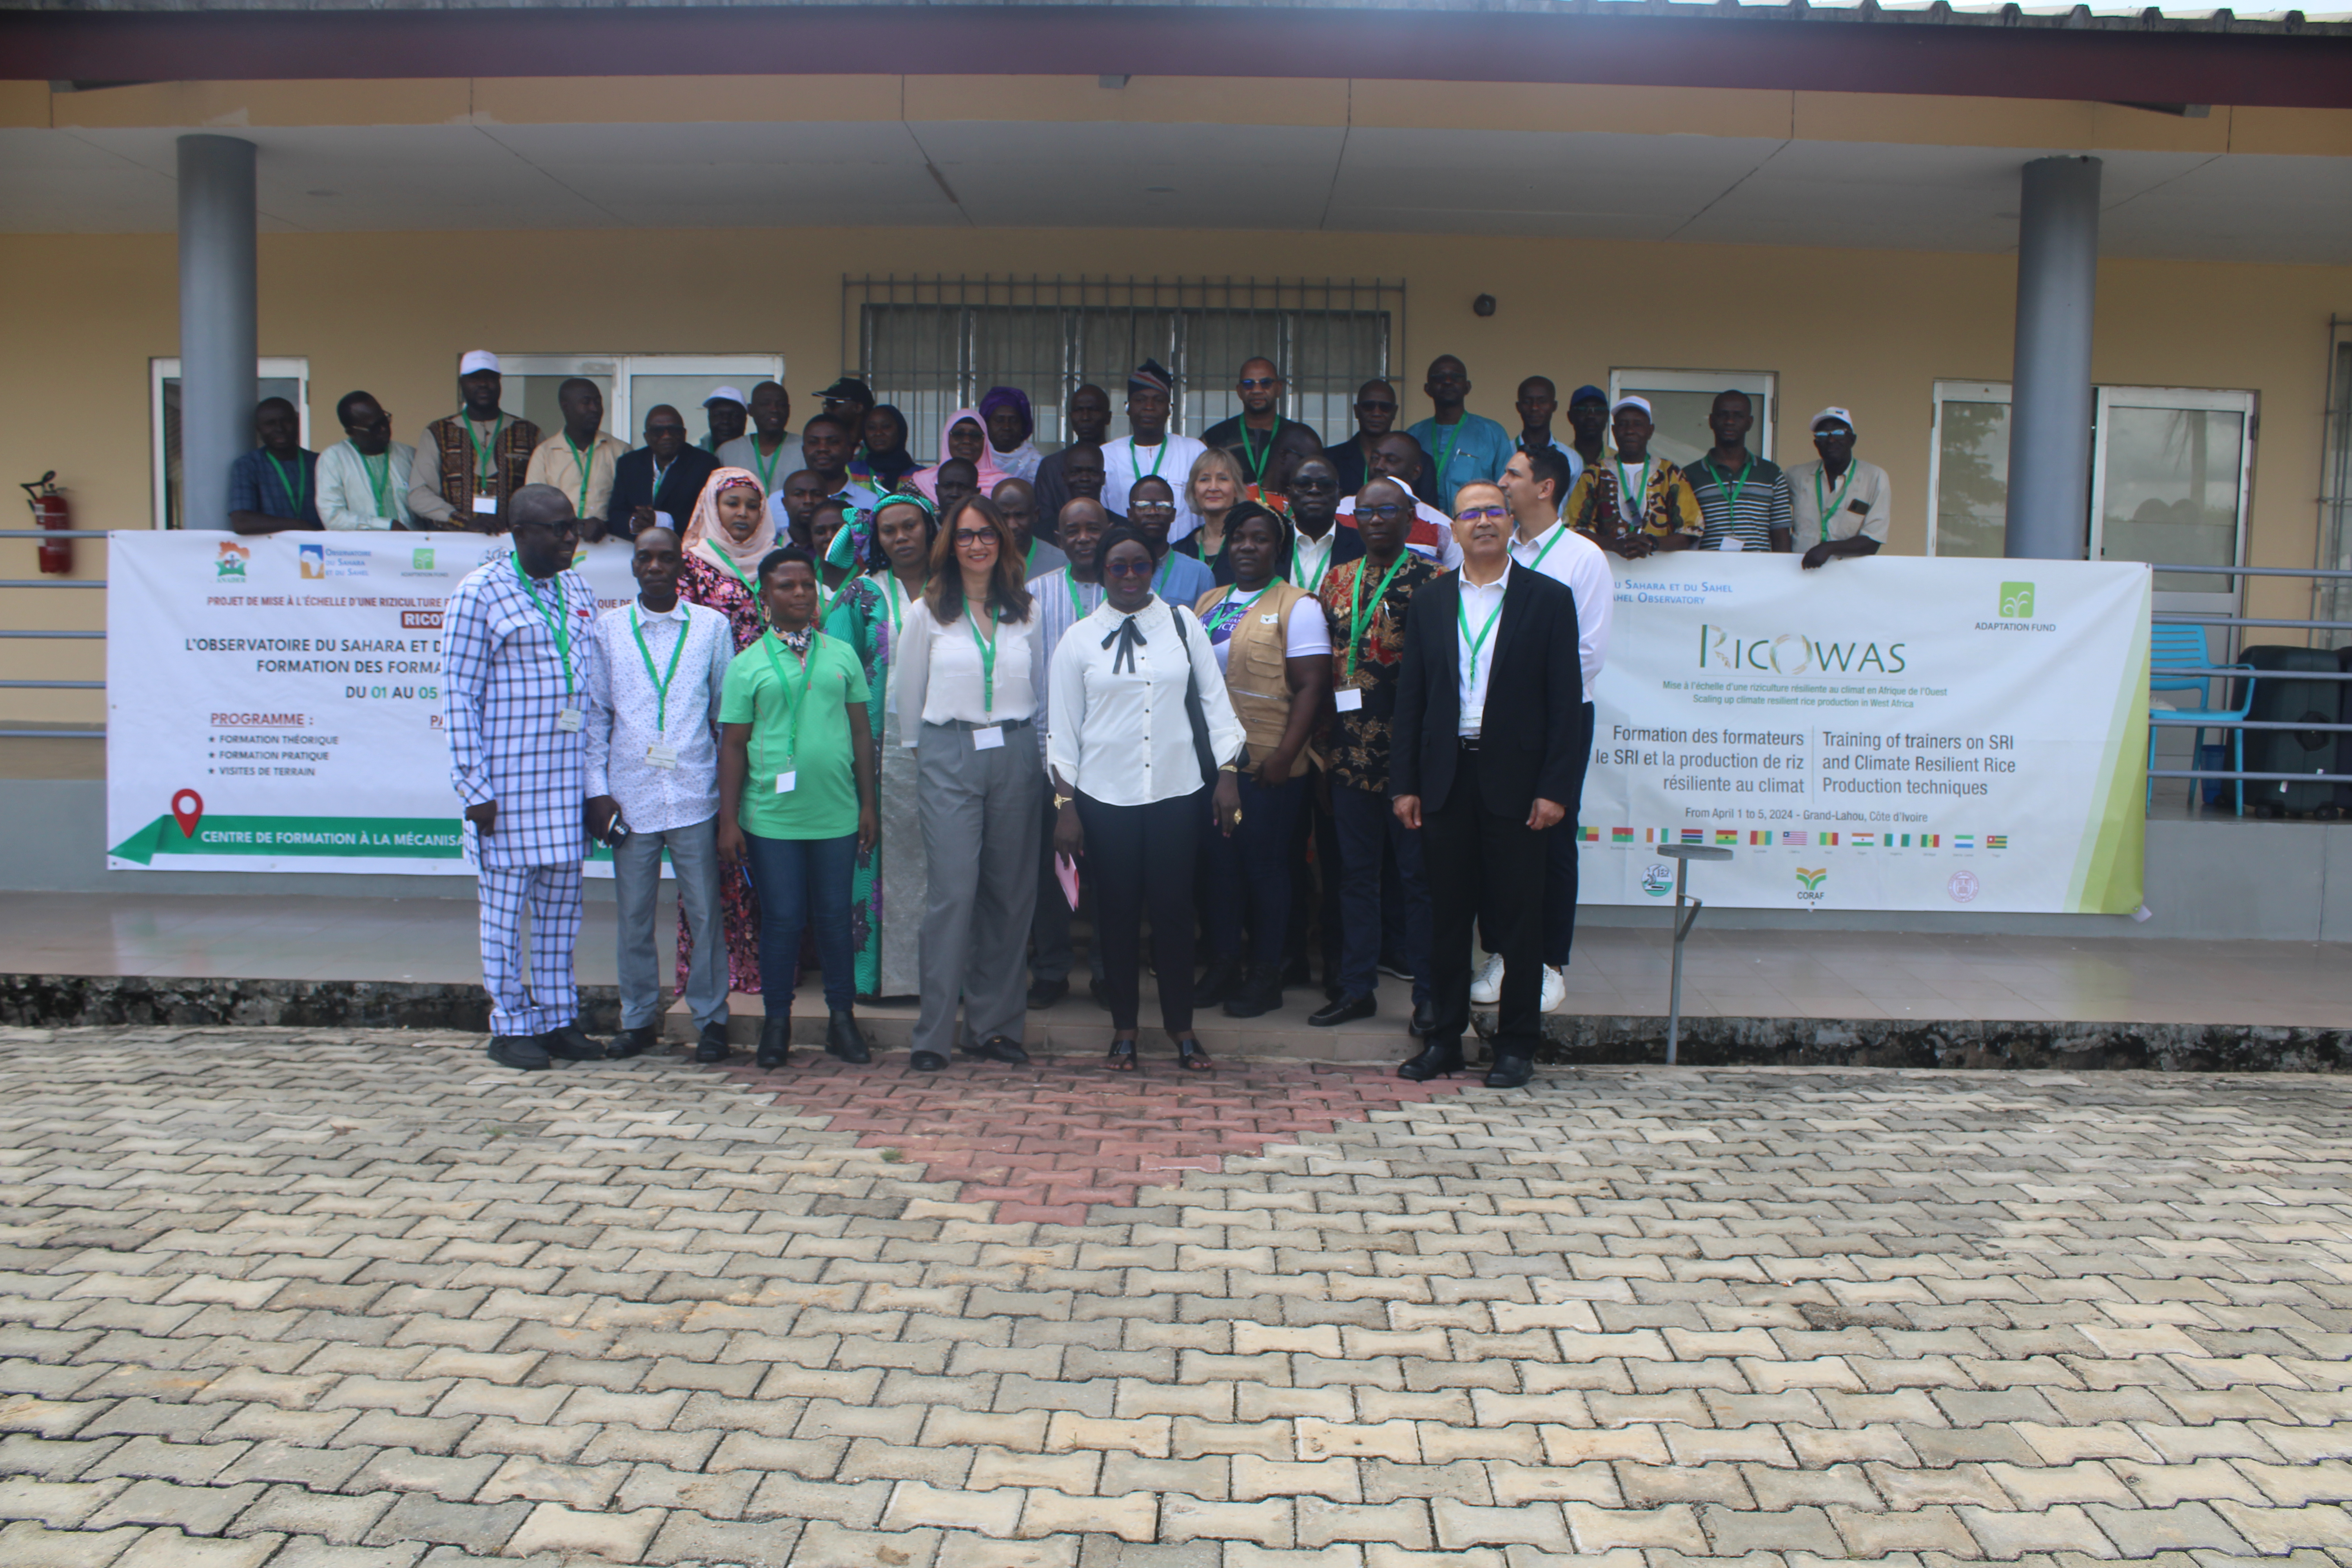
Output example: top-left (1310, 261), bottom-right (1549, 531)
top-left (583, 597), bottom-right (733, 833)
top-left (1047, 596), bottom-right (1246, 806)
top-left (316, 439), bottom-right (416, 531)
top-left (1511, 520), bottom-right (1612, 692)
top-left (893, 594), bottom-right (1047, 740)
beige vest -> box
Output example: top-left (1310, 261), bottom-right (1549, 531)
top-left (1198, 580), bottom-right (1321, 770)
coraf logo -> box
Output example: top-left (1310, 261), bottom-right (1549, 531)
top-left (214, 542), bottom-right (249, 580)
top-left (1795, 866), bottom-right (1828, 903)
top-left (1999, 581), bottom-right (2035, 618)
top-left (1698, 624), bottom-right (1907, 676)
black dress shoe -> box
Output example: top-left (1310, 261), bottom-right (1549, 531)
top-left (755, 1015), bottom-right (789, 1070)
top-left (1308, 992), bottom-right (1376, 1027)
top-left (960, 1035), bottom-right (1031, 1065)
top-left (1408, 1001), bottom-right (1442, 1039)
top-left (1396, 1040), bottom-right (1465, 1081)
top-left (541, 1023), bottom-right (605, 1061)
top-left (909, 1050), bottom-right (948, 1073)
top-left (697, 1022), bottom-right (732, 1063)
top-left (486, 1034), bottom-right (550, 1071)
top-left (1026, 976), bottom-right (1068, 1010)
top-left (825, 1011), bottom-right (871, 1064)
top-left (1485, 1054), bottom-right (1535, 1089)
top-left (607, 1025), bottom-right (659, 1060)
top-left (1194, 957), bottom-right (1241, 1009)
top-left (1223, 962), bottom-right (1283, 1020)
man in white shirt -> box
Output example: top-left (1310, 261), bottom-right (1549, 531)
top-left (1101, 359), bottom-right (1209, 546)
top-left (316, 391), bottom-right (416, 531)
top-left (1787, 407), bottom-right (1893, 569)
top-left (1496, 445), bottom-right (1614, 1013)
top-left (524, 378), bottom-right (630, 538)
top-left (1025, 498), bottom-right (1111, 1009)
top-left (584, 526), bottom-right (736, 1063)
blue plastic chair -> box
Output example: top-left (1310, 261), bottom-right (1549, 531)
top-left (2147, 623), bottom-right (2254, 817)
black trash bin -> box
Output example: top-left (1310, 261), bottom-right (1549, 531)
top-left (2236, 645), bottom-right (2341, 817)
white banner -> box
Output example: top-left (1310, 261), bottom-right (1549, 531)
top-left (1579, 554), bottom-right (2150, 914)
top-left (106, 531), bottom-right (638, 874)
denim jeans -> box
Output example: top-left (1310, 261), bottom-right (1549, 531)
top-left (1330, 783), bottom-right (1432, 1006)
top-left (742, 830), bottom-right (858, 1015)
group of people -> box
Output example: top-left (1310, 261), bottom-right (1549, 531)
top-left (299, 348), bottom-right (1896, 1089)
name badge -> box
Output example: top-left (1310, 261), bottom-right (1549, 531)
top-left (775, 771), bottom-right (797, 794)
top-left (556, 707), bottom-right (584, 732)
top-left (646, 743), bottom-right (679, 770)
top-left (472, 495), bottom-right (499, 516)
top-left (1717, 535), bottom-right (1744, 552)
top-left (1259, 613), bottom-right (1279, 625)
top-left (1334, 688), bottom-right (1364, 713)
top-left (971, 726), bottom-right (1004, 751)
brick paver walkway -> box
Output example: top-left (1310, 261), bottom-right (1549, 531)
top-left (0, 1027), bottom-right (2348, 1567)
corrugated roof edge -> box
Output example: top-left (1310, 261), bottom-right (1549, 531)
top-left (4, 0), bottom-right (2346, 32)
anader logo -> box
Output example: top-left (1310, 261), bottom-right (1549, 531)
top-left (2000, 582), bottom-right (2035, 618)
top-left (1699, 625), bottom-right (1907, 675)
top-left (215, 542), bottom-right (249, 580)
top-left (1795, 866), bottom-right (1828, 902)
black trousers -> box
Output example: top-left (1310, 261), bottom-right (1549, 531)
top-left (1479, 699), bottom-right (1594, 968)
top-left (1078, 788), bottom-right (1206, 1034)
top-left (1424, 742), bottom-right (1547, 1058)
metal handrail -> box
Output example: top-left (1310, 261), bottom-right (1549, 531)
top-left (2144, 563), bottom-right (2352, 578)
top-left (2157, 665), bottom-right (2352, 680)
top-left (0, 730), bottom-right (101, 740)
top-left (0, 530), bottom-right (110, 539)
top-left (2152, 769), bottom-right (2352, 782)
top-left (0, 580), bottom-right (100, 589)
top-left (0, 631), bottom-right (101, 640)
top-left (0, 680), bottom-right (101, 690)
top-left (2155, 615), bottom-right (2352, 630)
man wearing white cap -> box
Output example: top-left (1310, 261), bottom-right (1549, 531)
top-left (409, 351), bottom-right (542, 532)
top-left (1559, 396), bottom-right (1701, 558)
top-left (1786, 408), bottom-right (1891, 569)
top-left (699, 387), bottom-right (749, 455)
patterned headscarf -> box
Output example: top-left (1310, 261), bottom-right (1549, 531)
top-left (679, 466), bottom-right (772, 576)
top-left (826, 487), bottom-right (938, 576)
top-left (1129, 359), bottom-right (1173, 397)
top-left (914, 408), bottom-right (1008, 502)
top-left (976, 386), bottom-right (1042, 482)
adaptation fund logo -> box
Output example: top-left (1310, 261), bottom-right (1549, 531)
top-left (1999, 581), bottom-right (2035, 618)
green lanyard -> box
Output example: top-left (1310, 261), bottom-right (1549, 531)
top-left (1065, 570), bottom-right (1091, 625)
top-left (263, 451), bottom-right (307, 516)
top-left (1458, 588), bottom-right (1504, 690)
top-left (1346, 552), bottom-right (1408, 683)
top-left (1238, 416), bottom-right (1283, 484)
top-left (1292, 530), bottom-right (1332, 590)
top-left (629, 604), bottom-right (690, 735)
top-left (713, 548), bottom-right (764, 627)
top-left (1517, 524), bottom-right (1566, 576)
top-left (1152, 552), bottom-right (1181, 599)
top-left (964, 609), bottom-right (999, 717)
top-left (1207, 583), bottom-right (1269, 638)
top-left (512, 554), bottom-right (574, 695)
top-left (1814, 462), bottom-right (1861, 545)
top-left (1128, 439), bottom-right (1168, 488)
top-left (755, 630), bottom-right (817, 765)
top-left (1616, 458), bottom-right (1654, 530)
top-left (360, 450), bottom-right (393, 519)
top-left (749, 436), bottom-right (784, 495)
top-left (881, 572), bottom-right (907, 636)
top-left (467, 416), bottom-right (506, 492)
top-left (564, 434), bottom-right (597, 517)
top-left (1432, 419), bottom-right (1466, 490)
top-left (1702, 455), bottom-right (1755, 522)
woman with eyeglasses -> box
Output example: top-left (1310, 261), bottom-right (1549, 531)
top-left (820, 493), bottom-right (938, 1008)
top-left (1047, 527), bottom-right (1245, 1072)
top-left (1125, 474), bottom-right (1217, 609)
top-left (1178, 447), bottom-right (1248, 585)
top-left (893, 495), bottom-right (1046, 1072)
top-left (1192, 504), bottom-right (1334, 1017)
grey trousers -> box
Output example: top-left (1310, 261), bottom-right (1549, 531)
top-left (915, 720), bottom-right (1043, 1058)
top-left (613, 814), bottom-right (727, 1033)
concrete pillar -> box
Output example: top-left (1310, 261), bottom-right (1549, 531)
top-left (2003, 154), bottom-right (2102, 561)
top-left (177, 134), bottom-right (257, 532)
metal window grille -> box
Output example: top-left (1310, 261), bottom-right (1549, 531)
top-left (843, 276), bottom-right (1402, 461)
top-left (2319, 319), bottom-right (2352, 648)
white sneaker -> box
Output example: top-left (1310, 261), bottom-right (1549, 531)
top-left (1470, 951), bottom-right (1506, 1005)
top-left (1540, 964), bottom-right (1567, 1013)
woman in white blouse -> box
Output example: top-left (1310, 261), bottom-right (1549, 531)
top-left (1046, 526), bottom-right (1245, 1072)
top-left (894, 495), bottom-right (1050, 1074)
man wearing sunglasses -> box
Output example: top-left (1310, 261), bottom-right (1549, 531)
top-left (1390, 482), bottom-right (1583, 1091)
top-left (1327, 379), bottom-right (1439, 511)
top-left (1203, 358), bottom-right (1321, 494)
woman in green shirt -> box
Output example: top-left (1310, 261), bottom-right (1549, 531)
top-left (717, 546), bottom-right (878, 1071)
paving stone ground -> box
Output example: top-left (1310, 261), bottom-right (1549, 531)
top-left (0, 1025), bottom-right (2347, 1568)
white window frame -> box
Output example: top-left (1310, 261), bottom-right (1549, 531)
top-left (1607, 368), bottom-right (1779, 461)
top-left (1926, 379), bottom-right (2010, 558)
top-left (488, 353), bottom-right (784, 441)
top-left (148, 356), bottom-right (311, 530)
top-left (2089, 384), bottom-right (2257, 618)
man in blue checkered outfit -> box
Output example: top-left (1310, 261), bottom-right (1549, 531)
top-left (443, 484), bottom-right (612, 1070)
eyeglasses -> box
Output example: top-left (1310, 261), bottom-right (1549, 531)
top-left (1103, 557), bottom-right (1155, 577)
top-left (646, 425), bottom-right (687, 438)
top-left (1130, 501), bottom-right (1176, 515)
top-left (1455, 506), bottom-right (1510, 524)
top-left (1355, 400), bottom-right (1397, 414)
top-left (1356, 504), bottom-right (1409, 522)
top-left (1290, 478), bottom-right (1337, 493)
top-left (1238, 377), bottom-right (1279, 390)
top-left (953, 529), bottom-right (995, 546)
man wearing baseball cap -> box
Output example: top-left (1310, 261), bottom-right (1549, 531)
top-left (1563, 385), bottom-right (1611, 476)
top-left (1786, 407), bottom-right (1891, 569)
top-left (1558, 396), bottom-right (1702, 558)
top-left (699, 386), bottom-right (749, 454)
top-left (409, 351), bottom-right (542, 532)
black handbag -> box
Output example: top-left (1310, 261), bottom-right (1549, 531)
top-left (1167, 608), bottom-right (1222, 788)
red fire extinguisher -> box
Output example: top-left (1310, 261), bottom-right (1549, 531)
top-left (20, 472), bottom-right (71, 576)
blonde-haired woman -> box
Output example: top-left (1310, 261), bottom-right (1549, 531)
top-left (1181, 446), bottom-right (1248, 586)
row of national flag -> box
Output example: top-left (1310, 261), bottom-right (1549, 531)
top-left (1577, 827), bottom-right (2008, 850)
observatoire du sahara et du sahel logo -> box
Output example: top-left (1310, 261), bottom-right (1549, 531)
top-left (214, 542), bottom-right (249, 580)
top-left (1999, 581), bottom-right (2035, 618)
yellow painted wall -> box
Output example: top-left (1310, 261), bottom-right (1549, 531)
top-left (0, 223), bottom-right (2346, 723)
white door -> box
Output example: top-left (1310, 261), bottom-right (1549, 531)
top-left (1608, 368), bottom-right (1778, 468)
top-left (1926, 380), bottom-right (2011, 559)
top-left (2089, 385), bottom-right (2255, 619)
top-left (149, 356), bottom-right (311, 530)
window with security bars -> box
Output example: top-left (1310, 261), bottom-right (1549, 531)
top-left (844, 277), bottom-right (1401, 461)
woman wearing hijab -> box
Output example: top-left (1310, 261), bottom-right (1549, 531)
top-left (979, 387), bottom-right (1043, 483)
top-left (822, 492), bottom-right (938, 1000)
top-left (914, 408), bottom-right (1009, 504)
top-left (676, 466), bottom-right (775, 996)
top-left (852, 405), bottom-right (926, 495)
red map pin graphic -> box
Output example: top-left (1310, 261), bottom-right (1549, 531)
top-left (171, 789), bottom-right (204, 839)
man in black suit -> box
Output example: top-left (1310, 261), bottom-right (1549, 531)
top-left (1390, 481), bottom-right (1583, 1089)
top-left (605, 405), bottom-right (720, 541)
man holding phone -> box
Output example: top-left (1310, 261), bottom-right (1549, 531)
top-left (586, 526), bottom-right (737, 1062)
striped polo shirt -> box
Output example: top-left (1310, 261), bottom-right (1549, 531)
top-left (1686, 453), bottom-right (1795, 552)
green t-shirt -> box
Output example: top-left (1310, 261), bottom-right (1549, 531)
top-left (720, 631), bottom-right (870, 840)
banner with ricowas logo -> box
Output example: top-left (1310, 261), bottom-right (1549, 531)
top-left (1578, 555), bottom-right (2149, 913)
top-left (107, 531), bottom-right (639, 874)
